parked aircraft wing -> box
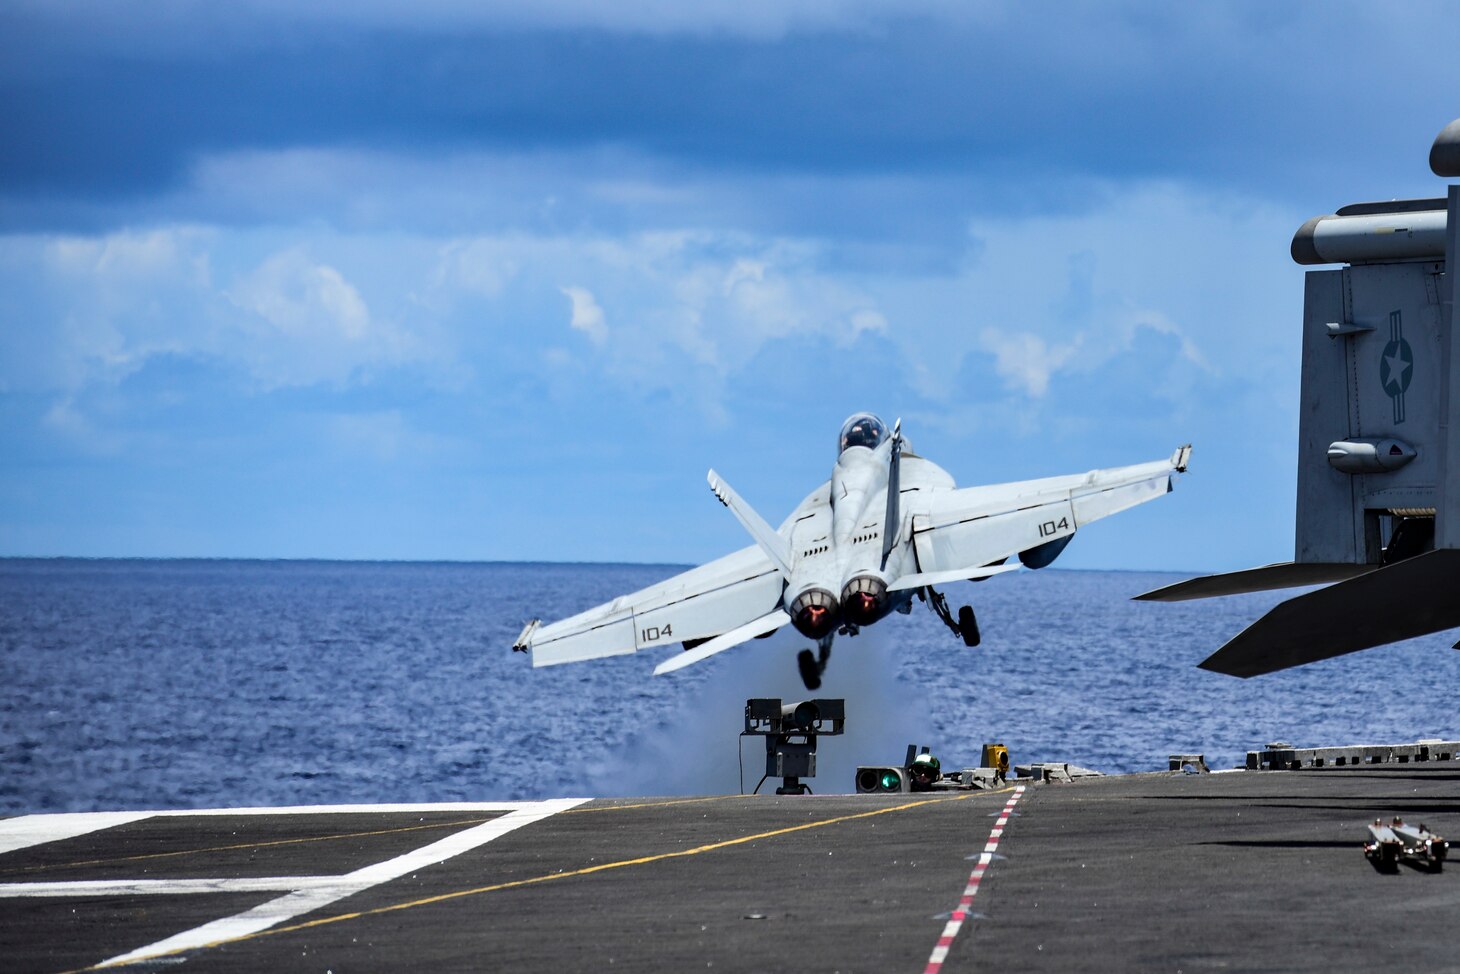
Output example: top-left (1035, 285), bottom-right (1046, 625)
top-left (526, 544), bottom-right (783, 667)
top-left (652, 609), bottom-right (790, 676)
top-left (1134, 562), bottom-right (1375, 602)
top-left (909, 447), bottom-right (1188, 577)
top-left (1198, 548), bottom-right (1460, 677)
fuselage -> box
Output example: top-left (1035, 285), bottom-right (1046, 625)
top-left (779, 413), bottom-right (951, 639)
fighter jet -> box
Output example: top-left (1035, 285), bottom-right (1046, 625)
top-left (513, 413), bottom-right (1191, 689)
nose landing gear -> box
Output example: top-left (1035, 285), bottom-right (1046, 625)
top-left (956, 604), bottom-right (981, 647)
top-left (796, 635), bottom-right (835, 690)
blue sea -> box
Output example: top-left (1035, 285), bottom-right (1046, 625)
top-left (3, 558), bottom-right (1457, 814)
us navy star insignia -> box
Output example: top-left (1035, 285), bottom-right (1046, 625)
top-left (1379, 310), bottom-right (1412, 423)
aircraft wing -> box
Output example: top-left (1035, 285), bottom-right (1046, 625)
top-left (517, 544), bottom-right (784, 667)
top-left (1196, 549), bottom-right (1460, 677)
top-left (908, 446), bottom-right (1189, 578)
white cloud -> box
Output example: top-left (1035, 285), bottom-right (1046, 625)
top-left (49, 228), bottom-right (190, 278)
top-left (9, 228), bottom-right (217, 392)
top-left (855, 180), bottom-right (1299, 409)
top-left (849, 309), bottom-right (887, 336)
top-left (2, 177), bottom-right (1298, 436)
top-left (1, 230), bottom-right (447, 395)
top-left (560, 285), bottom-right (608, 346)
top-left (430, 229), bottom-right (892, 419)
top-left (433, 239), bottom-right (521, 299)
top-left (1126, 311), bottom-right (1215, 374)
top-left (44, 230), bottom-right (216, 321)
top-left (979, 330), bottom-right (1081, 398)
top-left (231, 250), bottom-right (370, 341)
top-left (224, 248), bottom-right (428, 387)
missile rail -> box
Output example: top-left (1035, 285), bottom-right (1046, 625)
top-left (1364, 817), bottom-right (1448, 872)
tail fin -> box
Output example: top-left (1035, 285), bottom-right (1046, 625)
top-left (707, 470), bottom-right (793, 577)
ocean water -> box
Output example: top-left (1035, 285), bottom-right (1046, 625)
top-left (3, 558), bottom-right (1457, 814)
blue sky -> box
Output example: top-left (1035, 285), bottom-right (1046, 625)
top-left (1, 2), bottom-right (1457, 570)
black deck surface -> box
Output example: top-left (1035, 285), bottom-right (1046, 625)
top-left (1, 765), bottom-right (1457, 973)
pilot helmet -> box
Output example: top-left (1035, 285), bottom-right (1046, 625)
top-left (838, 413), bottom-right (887, 454)
top-left (911, 752), bottom-right (941, 777)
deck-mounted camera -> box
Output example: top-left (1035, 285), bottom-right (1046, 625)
top-left (743, 698), bottom-right (845, 795)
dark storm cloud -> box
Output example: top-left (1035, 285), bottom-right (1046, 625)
top-left (2, 3), bottom-right (1450, 228)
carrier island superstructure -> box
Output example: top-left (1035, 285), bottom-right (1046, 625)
top-left (1141, 117), bottom-right (1460, 677)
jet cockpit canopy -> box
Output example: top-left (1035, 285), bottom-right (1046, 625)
top-left (838, 413), bottom-right (887, 455)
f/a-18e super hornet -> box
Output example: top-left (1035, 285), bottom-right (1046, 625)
top-left (513, 414), bottom-right (1191, 689)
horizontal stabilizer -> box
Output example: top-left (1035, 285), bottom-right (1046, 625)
top-left (1199, 549), bottom-right (1460, 677)
top-left (653, 609), bottom-right (789, 676)
top-left (1135, 562), bottom-right (1376, 602)
top-left (707, 470), bottom-right (793, 578)
top-left (888, 563), bottom-right (1019, 592)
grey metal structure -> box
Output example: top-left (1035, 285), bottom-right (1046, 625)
top-left (1364, 817), bottom-right (1448, 873)
top-left (1246, 738), bottom-right (1460, 771)
top-left (1140, 118), bottom-right (1460, 677)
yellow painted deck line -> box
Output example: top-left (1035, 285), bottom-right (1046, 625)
top-left (74, 791), bottom-right (1000, 972)
top-left (562, 795), bottom-right (750, 814)
top-left (13, 800), bottom-right (737, 876)
top-left (77, 799), bottom-right (588, 971)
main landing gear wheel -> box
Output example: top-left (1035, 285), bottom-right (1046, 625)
top-left (797, 649), bottom-right (821, 690)
top-left (958, 605), bottom-right (981, 647)
top-left (925, 584), bottom-right (982, 648)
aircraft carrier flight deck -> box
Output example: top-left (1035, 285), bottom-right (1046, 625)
top-left (3, 761), bottom-right (1457, 973)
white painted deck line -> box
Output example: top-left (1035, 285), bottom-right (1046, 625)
top-left (145, 802), bottom-right (546, 817)
top-left (95, 797), bottom-right (588, 969)
top-left (0, 802), bottom-right (568, 859)
top-left (0, 812), bottom-right (154, 857)
top-left (0, 877), bottom-right (343, 897)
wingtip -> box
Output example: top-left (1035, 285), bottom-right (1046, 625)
top-left (1197, 657), bottom-right (1254, 679)
top-left (511, 618), bottom-right (540, 653)
top-left (1172, 443), bottom-right (1193, 473)
top-left (706, 469), bottom-right (729, 506)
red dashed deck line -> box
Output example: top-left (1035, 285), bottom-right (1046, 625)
top-left (923, 785), bottom-right (1026, 974)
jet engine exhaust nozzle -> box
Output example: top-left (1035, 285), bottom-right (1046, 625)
top-left (789, 588), bottom-right (841, 639)
top-left (840, 574), bottom-right (889, 626)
